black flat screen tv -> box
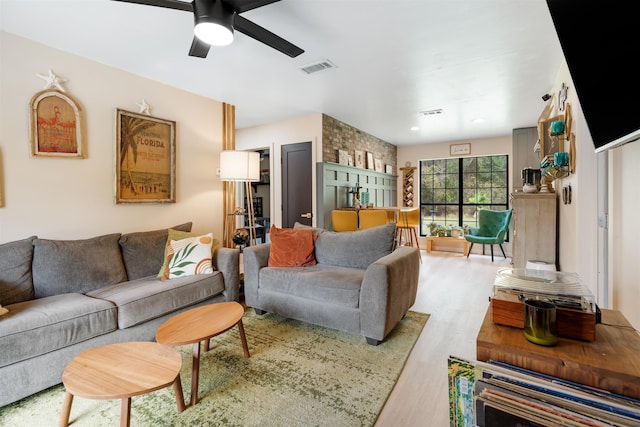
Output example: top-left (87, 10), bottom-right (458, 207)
top-left (546, 1), bottom-right (640, 153)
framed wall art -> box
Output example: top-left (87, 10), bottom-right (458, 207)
top-left (450, 143), bottom-right (471, 156)
top-left (338, 149), bottom-right (349, 165)
top-left (367, 151), bottom-right (375, 170)
top-left (115, 109), bottom-right (176, 204)
top-left (354, 150), bottom-right (365, 168)
top-left (29, 90), bottom-right (85, 158)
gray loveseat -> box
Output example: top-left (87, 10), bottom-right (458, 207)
top-left (0, 222), bottom-right (240, 407)
top-left (243, 222), bottom-right (420, 345)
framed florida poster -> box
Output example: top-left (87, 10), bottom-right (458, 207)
top-left (115, 109), bottom-right (176, 203)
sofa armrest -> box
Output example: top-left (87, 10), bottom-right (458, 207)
top-left (359, 246), bottom-right (420, 342)
top-left (212, 246), bottom-right (241, 302)
top-left (242, 243), bottom-right (271, 307)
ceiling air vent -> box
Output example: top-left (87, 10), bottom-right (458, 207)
top-left (420, 109), bottom-right (444, 116)
top-left (299, 60), bottom-right (337, 75)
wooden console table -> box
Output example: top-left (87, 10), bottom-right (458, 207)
top-left (477, 306), bottom-right (640, 400)
top-left (425, 236), bottom-right (469, 256)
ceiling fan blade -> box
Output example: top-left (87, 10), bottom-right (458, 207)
top-left (224, 0), bottom-right (280, 13)
top-left (111, 0), bottom-right (193, 12)
top-left (234, 15), bottom-right (304, 58)
top-left (189, 36), bottom-right (211, 58)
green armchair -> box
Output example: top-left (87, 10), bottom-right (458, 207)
top-left (465, 209), bottom-right (512, 261)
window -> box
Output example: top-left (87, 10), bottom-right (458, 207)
top-left (419, 155), bottom-right (509, 234)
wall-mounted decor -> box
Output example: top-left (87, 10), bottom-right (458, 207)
top-left (29, 90), bottom-right (85, 158)
top-left (375, 158), bottom-right (383, 172)
top-left (539, 115), bottom-right (565, 161)
top-left (564, 102), bottom-right (572, 138)
top-left (569, 132), bottom-right (577, 173)
top-left (115, 109), bottom-right (176, 204)
top-left (355, 150), bottom-right (365, 168)
top-left (450, 143), bottom-right (471, 156)
top-left (385, 164), bottom-right (393, 174)
top-left (366, 152), bottom-right (375, 170)
top-left (338, 149), bottom-right (349, 166)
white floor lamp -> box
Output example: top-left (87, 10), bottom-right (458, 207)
top-left (219, 150), bottom-right (261, 248)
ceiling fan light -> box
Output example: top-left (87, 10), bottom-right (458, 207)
top-left (194, 22), bottom-right (234, 46)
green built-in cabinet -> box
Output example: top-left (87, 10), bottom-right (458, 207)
top-left (316, 162), bottom-right (397, 229)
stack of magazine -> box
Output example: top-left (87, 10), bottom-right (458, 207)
top-left (448, 355), bottom-right (640, 427)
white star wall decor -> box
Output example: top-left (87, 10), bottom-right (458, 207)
top-left (36, 69), bottom-right (67, 92)
top-left (136, 99), bottom-right (151, 115)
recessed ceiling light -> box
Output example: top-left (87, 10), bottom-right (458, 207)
top-left (472, 118), bottom-right (485, 123)
top-left (410, 126), bottom-right (420, 131)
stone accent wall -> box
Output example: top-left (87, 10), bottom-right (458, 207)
top-left (321, 114), bottom-right (397, 175)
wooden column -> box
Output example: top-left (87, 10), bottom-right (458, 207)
top-left (222, 103), bottom-right (236, 248)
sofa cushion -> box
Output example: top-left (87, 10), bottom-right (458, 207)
top-left (32, 233), bottom-right (127, 298)
top-left (268, 226), bottom-right (316, 267)
top-left (259, 264), bottom-right (364, 308)
top-left (0, 293), bottom-right (117, 368)
top-left (162, 233), bottom-right (215, 280)
top-left (87, 272), bottom-right (225, 329)
top-left (119, 222), bottom-right (193, 281)
top-left (158, 228), bottom-right (195, 278)
top-left (314, 222), bottom-right (396, 269)
top-left (0, 236), bottom-right (37, 305)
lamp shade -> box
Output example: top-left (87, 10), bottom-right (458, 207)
top-left (219, 150), bottom-right (260, 182)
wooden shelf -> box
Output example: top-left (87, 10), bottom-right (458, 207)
top-left (400, 166), bottom-right (416, 207)
top-left (477, 306), bottom-right (640, 400)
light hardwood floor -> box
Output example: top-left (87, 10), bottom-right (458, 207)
top-left (375, 249), bottom-right (512, 426)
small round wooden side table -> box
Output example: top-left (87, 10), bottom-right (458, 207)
top-left (156, 301), bottom-right (250, 406)
top-left (59, 341), bottom-right (185, 427)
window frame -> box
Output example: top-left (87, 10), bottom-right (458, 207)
top-left (418, 154), bottom-right (510, 236)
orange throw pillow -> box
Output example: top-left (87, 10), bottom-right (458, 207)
top-left (268, 225), bottom-right (316, 267)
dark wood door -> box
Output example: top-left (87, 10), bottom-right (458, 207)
top-left (282, 142), bottom-right (313, 227)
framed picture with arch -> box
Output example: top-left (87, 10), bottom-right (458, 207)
top-left (29, 90), bottom-right (85, 158)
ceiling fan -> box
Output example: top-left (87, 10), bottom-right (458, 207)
top-left (112, 0), bottom-right (304, 58)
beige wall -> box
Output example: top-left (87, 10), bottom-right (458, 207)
top-left (0, 32), bottom-right (225, 243)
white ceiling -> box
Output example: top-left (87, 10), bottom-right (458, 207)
top-left (0, 0), bottom-right (565, 146)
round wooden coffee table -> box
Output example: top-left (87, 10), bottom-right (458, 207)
top-left (59, 341), bottom-right (185, 427)
top-left (156, 301), bottom-right (250, 406)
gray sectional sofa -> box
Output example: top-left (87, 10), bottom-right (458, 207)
top-left (243, 222), bottom-right (420, 345)
top-left (0, 222), bottom-right (240, 407)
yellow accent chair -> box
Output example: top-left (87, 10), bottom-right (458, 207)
top-left (358, 209), bottom-right (389, 230)
top-left (331, 210), bottom-right (358, 232)
top-left (395, 207), bottom-right (421, 250)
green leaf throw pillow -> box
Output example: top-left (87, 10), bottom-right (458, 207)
top-left (161, 233), bottom-right (214, 280)
top-left (157, 229), bottom-right (195, 279)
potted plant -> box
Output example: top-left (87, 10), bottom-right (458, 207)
top-left (450, 226), bottom-right (463, 238)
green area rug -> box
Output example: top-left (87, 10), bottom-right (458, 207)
top-left (0, 309), bottom-right (429, 427)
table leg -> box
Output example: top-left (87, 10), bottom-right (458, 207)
top-left (237, 319), bottom-right (250, 358)
top-left (190, 341), bottom-right (201, 406)
top-left (58, 391), bottom-right (74, 427)
top-left (120, 397), bottom-right (131, 427)
top-left (173, 374), bottom-right (186, 412)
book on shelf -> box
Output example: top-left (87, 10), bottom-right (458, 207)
top-left (447, 356), bottom-right (640, 427)
top-left (447, 355), bottom-right (476, 427)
